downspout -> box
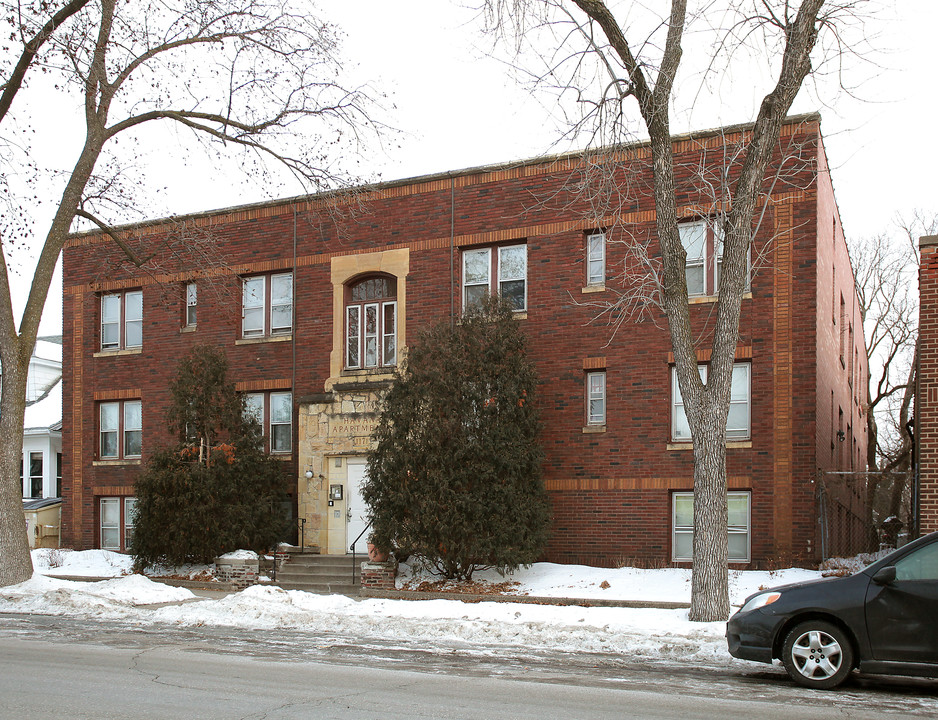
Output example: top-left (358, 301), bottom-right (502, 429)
top-left (292, 203), bottom-right (298, 397)
top-left (292, 203), bottom-right (299, 539)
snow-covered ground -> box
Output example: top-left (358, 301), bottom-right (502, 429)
top-left (0, 549), bottom-right (836, 668)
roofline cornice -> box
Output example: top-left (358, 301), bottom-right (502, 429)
top-left (67, 112), bottom-right (822, 243)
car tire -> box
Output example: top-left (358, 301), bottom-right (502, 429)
top-left (781, 620), bottom-right (854, 689)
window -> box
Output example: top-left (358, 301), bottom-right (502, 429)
top-left (242, 272), bottom-right (293, 338)
top-left (100, 290), bottom-right (142, 350)
top-left (270, 391), bottom-right (292, 453)
top-left (672, 363), bottom-right (750, 442)
top-left (29, 452), bottom-right (42, 498)
top-left (673, 491), bottom-right (751, 562)
top-left (185, 282), bottom-right (197, 326)
top-left (100, 497), bottom-right (136, 552)
top-left (586, 232), bottom-right (605, 286)
top-left (895, 541), bottom-right (938, 581)
top-left (99, 400), bottom-right (142, 459)
top-left (586, 371), bottom-right (606, 425)
top-left (848, 323), bottom-right (854, 385)
top-left (678, 218), bottom-right (745, 297)
top-left (56, 453), bottom-right (62, 497)
top-left (124, 498), bottom-right (137, 550)
top-left (462, 244), bottom-right (527, 311)
top-left (345, 276), bottom-right (397, 369)
top-left (839, 294), bottom-right (846, 363)
top-left (244, 391), bottom-right (292, 453)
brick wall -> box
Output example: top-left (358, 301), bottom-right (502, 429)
top-left (918, 236), bottom-right (938, 534)
top-left (61, 116), bottom-right (862, 567)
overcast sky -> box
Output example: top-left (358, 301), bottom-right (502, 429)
top-left (30, 1), bottom-right (938, 336)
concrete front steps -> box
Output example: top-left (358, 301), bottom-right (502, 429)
top-left (274, 550), bottom-right (363, 595)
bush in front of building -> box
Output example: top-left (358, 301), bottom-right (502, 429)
top-left (364, 296), bottom-right (550, 580)
top-left (130, 346), bottom-right (289, 568)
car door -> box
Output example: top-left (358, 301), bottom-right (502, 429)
top-left (865, 540), bottom-right (938, 663)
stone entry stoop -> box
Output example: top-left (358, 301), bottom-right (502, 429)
top-left (274, 550), bottom-right (362, 595)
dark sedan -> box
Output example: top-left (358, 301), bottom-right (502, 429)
top-left (727, 531), bottom-right (938, 689)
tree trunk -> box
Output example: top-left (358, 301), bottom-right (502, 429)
top-left (690, 414), bottom-right (729, 620)
top-left (0, 357), bottom-right (34, 586)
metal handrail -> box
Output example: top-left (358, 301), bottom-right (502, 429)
top-left (349, 520), bottom-right (373, 586)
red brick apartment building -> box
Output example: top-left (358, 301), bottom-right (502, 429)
top-left (60, 113), bottom-right (867, 568)
top-left (917, 235), bottom-right (938, 536)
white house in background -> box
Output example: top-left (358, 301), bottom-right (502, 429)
top-left (20, 337), bottom-right (63, 499)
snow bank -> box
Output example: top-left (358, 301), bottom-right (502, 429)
top-left (398, 561), bottom-right (823, 606)
top-left (32, 548), bottom-right (134, 577)
top-left (6, 548), bottom-right (842, 667)
top-left (0, 574), bottom-right (193, 617)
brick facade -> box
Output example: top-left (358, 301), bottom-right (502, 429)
top-left (918, 236), bottom-right (938, 535)
top-left (61, 113), bottom-right (867, 568)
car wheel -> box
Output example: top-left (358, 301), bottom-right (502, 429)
top-left (781, 620), bottom-right (854, 689)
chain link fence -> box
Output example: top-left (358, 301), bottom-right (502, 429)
top-left (817, 470), bottom-right (913, 561)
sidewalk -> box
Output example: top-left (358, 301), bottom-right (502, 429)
top-left (45, 573), bottom-right (691, 609)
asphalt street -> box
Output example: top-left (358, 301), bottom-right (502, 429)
top-left (1, 613), bottom-right (936, 719)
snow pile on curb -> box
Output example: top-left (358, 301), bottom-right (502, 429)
top-left (0, 549), bottom-right (841, 667)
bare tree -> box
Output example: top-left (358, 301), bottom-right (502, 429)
top-left (853, 212), bottom-right (937, 541)
top-left (0, 0), bottom-right (383, 587)
top-left (481, 0), bottom-right (861, 620)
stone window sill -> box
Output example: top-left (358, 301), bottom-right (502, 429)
top-left (236, 334), bottom-right (293, 346)
top-left (93, 347), bottom-right (142, 358)
top-left (688, 291), bottom-right (753, 305)
top-left (667, 440), bottom-right (753, 450)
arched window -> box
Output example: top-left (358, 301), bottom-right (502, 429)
top-left (346, 275), bottom-right (397, 369)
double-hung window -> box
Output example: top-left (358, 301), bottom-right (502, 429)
top-left (244, 391), bottom-right (293, 453)
top-left (101, 290), bottom-right (142, 350)
top-left (671, 363), bottom-right (751, 442)
top-left (99, 400), bottom-right (142, 460)
top-left (28, 452), bottom-right (42, 498)
top-left (345, 276), bottom-right (397, 369)
top-left (587, 371), bottom-right (606, 425)
top-left (462, 244), bottom-right (527, 312)
top-left (586, 233), bottom-right (605, 286)
top-left (679, 219), bottom-right (723, 297)
top-left (672, 491), bottom-right (751, 563)
top-left (242, 272), bottom-right (293, 338)
top-left (185, 282), bottom-right (197, 326)
top-left (100, 497), bottom-right (136, 552)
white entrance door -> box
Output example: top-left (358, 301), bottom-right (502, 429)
top-left (346, 458), bottom-right (370, 554)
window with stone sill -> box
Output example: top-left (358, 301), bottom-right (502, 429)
top-left (185, 282), bottom-right (197, 327)
top-left (586, 371), bottom-right (606, 425)
top-left (671, 363), bottom-right (750, 442)
top-left (242, 272), bottom-right (293, 339)
top-left (100, 289), bottom-right (142, 350)
top-left (672, 491), bottom-right (750, 562)
top-left (99, 399), bottom-right (142, 460)
top-left (345, 275), bottom-right (397, 370)
top-left (679, 218), bottom-right (750, 297)
top-left (100, 497), bottom-right (136, 552)
top-left (586, 232), bottom-right (605, 287)
top-left (244, 390), bottom-right (293, 453)
top-left (462, 244), bottom-right (527, 312)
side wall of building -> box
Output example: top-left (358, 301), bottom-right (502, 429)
top-left (812, 138), bottom-right (870, 556)
top-left (918, 236), bottom-right (938, 535)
